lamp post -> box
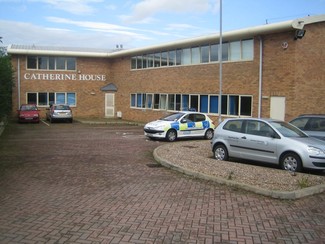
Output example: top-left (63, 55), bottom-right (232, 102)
top-left (218, 0), bottom-right (223, 123)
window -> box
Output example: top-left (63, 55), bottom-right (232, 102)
top-left (27, 56), bottom-right (37, 69)
top-left (147, 54), bottom-right (153, 68)
top-left (168, 50), bottom-right (176, 66)
top-left (240, 96), bottom-right (252, 116)
top-left (26, 92), bottom-right (76, 106)
top-left (67, 58), bottom-right (76, 70)
top-left (175, 94), bottom-right (181, 111)
top-left (242, 39), bottom-right (254, 60)
top-left (154, 53), bottom-right (161, 67)
top-left (201, 45), bottom-right (209, 63)
top-left (27, 56), bottom-right (76, 71)
top-left (136, 56), bottom-right (142, 69)
top-left (67, 93), bottom-right (76, 106)
top-left (136, 93), bottom-right (146, 108)
top-left (210, 44), bottom-right (218, 62)
top-left (230, 41), bottom-right (241, 61)
top-left (131, 57), bottom-right (137, 69)
top-left (130, 93), bottom-right (252, 116)
top-left (142, 54), bottom-right (148, 68)
top-left (200, 95), bottom-right (208, 113)
top-left (38, 56), bottom-right (48, 70)
top-left (146, 94), bottom-right (153, 109)
top-left (131, 94), bottom-right (136, 107)
top-left (222, 43), bottom-right (229, 61)
top-left (159, 94), bottom-right (167, 109)
top-left (153, 94), bottom-right (160, 109)
top-left (224, 120), bottom-right (243, 132)
top-left (161, 52), bottom-right (168, 66)
top-left (246, 121), bottom-right (273, 138)
top-left (27, 93), bottom-right (37, 104)
top-left (56, 93), bottom-right (66, 104)
top-left (229, 95), bottom-right (239, 115)
top-left (176, 49), bottom-right (182, 65)
top-left (190, 95), bottom-right (199, 111)
top-left (130, 39), bottom-right (254, 69)
top-left (191, 47), bottom-right (200, 64)
top-left (49, 57), bottom-right (55, 70)
top-left (38, 92), bottom-right (48, 106)
top-left (168, 94), bottom-right (175, 110)
top-left (182, 95), bottom-right (189, 111)
top-left (210, 95), bottom-right (219, 113)
top-left (181, 48), bottom-right (191, 65)
top-left (221, 95), bottom-right (228, 114)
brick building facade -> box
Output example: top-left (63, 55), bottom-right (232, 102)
top-left (8, 15), bottom-right (325, 123)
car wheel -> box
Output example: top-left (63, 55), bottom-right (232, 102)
top-left (166, 129), bottom-right (177, 142)
top-left (213, 144), bottom-right (229, 161)
top-left (280, 152), bottom-right (302, 172)
top-left (204, 129), bottom-right (214, 140)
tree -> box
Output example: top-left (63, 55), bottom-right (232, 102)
top-left (0, 45), bottom-right (14, 119)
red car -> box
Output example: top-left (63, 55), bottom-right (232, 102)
top-left (17, 104), bottom-right (40, 123)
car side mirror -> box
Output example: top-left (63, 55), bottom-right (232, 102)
top-left (181, 119), bottom-right (187, 123)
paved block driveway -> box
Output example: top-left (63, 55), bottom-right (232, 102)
top-left (0, 121), bottom-right (324, 244)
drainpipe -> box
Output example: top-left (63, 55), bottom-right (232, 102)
top-left (258, 36), bottom-right (263, 118)
top-left (17, 57), bottom-right (21, 109)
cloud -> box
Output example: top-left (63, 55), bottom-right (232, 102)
top-left (29, 0), bottom-right (104, 15)
top-left (0, 20), bottom-right (148, 49)
top-left (124, 0), bottom-right (216, 23)
top-left (165, 23), bottom-right (198, 31)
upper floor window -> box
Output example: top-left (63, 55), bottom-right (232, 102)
top-left (131, 39), bottom-right (254, 70)
top-left (27, 56), bottom-right (76, 71)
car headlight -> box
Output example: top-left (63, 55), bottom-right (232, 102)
top-left (307, 146), bottom-right (325, 156)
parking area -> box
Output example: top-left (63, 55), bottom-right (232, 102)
top-left (0, 121), bottom-right (324, 243)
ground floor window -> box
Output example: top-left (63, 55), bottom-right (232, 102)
top-left (26, 92), bottom-right (77, 107)
top-left (130, 93), bottom-right (252, 116)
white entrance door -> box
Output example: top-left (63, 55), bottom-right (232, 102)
top-left (270, 96), bottom-right (285, 120)
top-left (105, 93), bottom-right (115, 117)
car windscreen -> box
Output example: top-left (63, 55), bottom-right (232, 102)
top-left (270, 121), bottom-right (308, 137)
top-left (160, 113), bottom-right (185, 121)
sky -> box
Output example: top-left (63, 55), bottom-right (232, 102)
top-left (0, 0), bottom-right (324, 50)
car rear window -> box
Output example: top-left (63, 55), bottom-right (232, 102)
top-left (55, 105), bottom-right (70, 110)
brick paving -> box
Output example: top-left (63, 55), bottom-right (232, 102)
top-left (0, 121), bottom-right (324, 244)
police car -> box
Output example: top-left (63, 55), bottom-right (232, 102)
top-left (144, 112), bottom-right (215, 142)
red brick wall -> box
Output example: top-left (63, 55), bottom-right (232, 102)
top-left (11, 22), bottom-right (325, 123)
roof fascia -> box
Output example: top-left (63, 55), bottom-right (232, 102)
top-left (7, 14), bottom-right (325, 58)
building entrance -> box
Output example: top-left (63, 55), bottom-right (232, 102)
top-left (105, 93), bottom-right (115, 117)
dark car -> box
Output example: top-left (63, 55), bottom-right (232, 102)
top-left (46, 104), bottom-right (73, 123)
top-left (17, 104), bottom-right (40, 123)
top-left (290, 115), bottom-right (325, 141)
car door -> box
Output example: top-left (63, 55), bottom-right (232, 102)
top-left (238, 120), bottom-right (278, 164)
top-left (178, 113), bottom-right (204, 137)
top-left (191, 113), bottom-right (206, 137)
top-left (222, 119), bottom-right (244, 158)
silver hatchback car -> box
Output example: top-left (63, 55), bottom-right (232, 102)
top-left (46, 104), bottom-right (73, 123)
top-left (211, 118), bottom-right (325, 172)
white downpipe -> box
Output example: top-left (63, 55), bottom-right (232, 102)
top-left (218, 0), bottom-right (223, 123)
top-left (17, 57), bottom-right (21, 109)
top-left (258, 36), bottom-right (263, 118)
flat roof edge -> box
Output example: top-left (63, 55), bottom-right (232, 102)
top-left (7, 45), bottom-right (111, 57)
top-left (7, 14), bottom-right (325, 58)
